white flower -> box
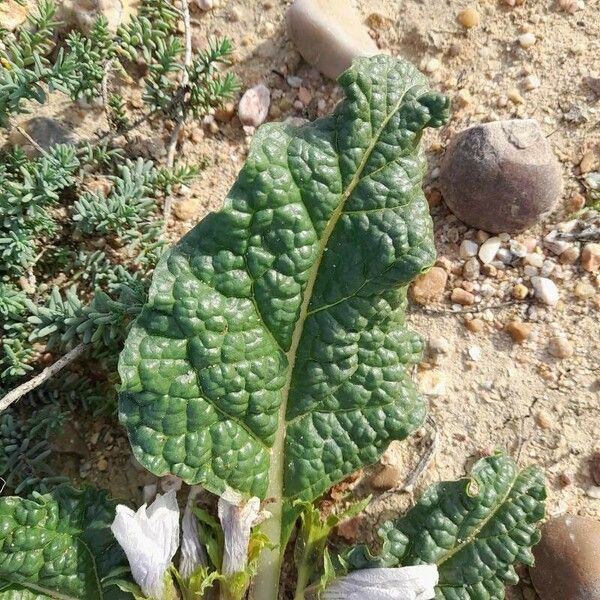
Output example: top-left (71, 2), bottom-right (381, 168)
top-left (217, 489), bottom-right (261, 576)
top-left (111, 490), bottom-right (180, 599)
top-left (324, 565), bottom-right (439, 600)
top-left (180, 485), bottom-right (208, 579)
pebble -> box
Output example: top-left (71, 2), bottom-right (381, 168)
top-left (428, 335), bottom-right (450, 354)
top-left (506, 320), bottom-right (532, 343)
top-left (574, 281), bottom-right (595, 299)
top-left (465, 317), bottom-right (485, 333)
top-left (194, 0), bottom-right (214, 9)
top-left (457, 6), bottom-right (480, 28)
top-left (214, 102), bottom-right (236, 123)
top-left (173, 198), bottom-right (198, 221)
top-left (559, 246), bottom-right (580, 265)
top-left (531, 276), bottom-right (559, 305)
top-left (60, 0), bottom-right (131, 33)
top-left (512, 283), bottom-right (529, 300)
top-left (478, 237), bottom-right (502, 264)
top-left (97, 458), bottom-right (109, 472)
top-left (460, 239), bottom-right (479, 258)
top-left (451, 287), bottom-right (475, 305)
top-left (581, 243), bottom-right (600, 272)
top-left (531, 515), bottom-right (600, 599)
top-left (419, 370), bottom-right (446, 397)
top-left (559, 0), bottom-right (585, 12)
top-left (370, 463), bottom-right (402, 490)
top-left (238, 84), bottom-right (271, 130)
top-left (525, 253), bottom-right (544, 268)
top-left (411, 267), bottom-right (447, 305)
top-left (544, 230), bottom-right (570, 255)
top-left (439, 120), bottom-right (562, 233)
top-left (496, 247), bottom-right (513, 264)
top-left (548, 336), bottom-right (574, 359)
top-left (579, 150), bottom-right (596, 174)
top-left (287, 0), bottom-right (378, 80)
top-left (463, 257), bottom-right (480, 280)
top-left (518, 32), bottom-right (537, 48)
top-left (523, 74), bottom-right (541, 91)
top-left (535, 410), bottom-right (553, 429)
top-left (467, 345), bottom-right (482, 361)
top-left (587, 486), bottom-right (600, 500)
top-left (510, 240), bottom-right (528, 257)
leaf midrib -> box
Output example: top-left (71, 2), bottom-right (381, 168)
top-left (264, 79), bottom-right (422, 524)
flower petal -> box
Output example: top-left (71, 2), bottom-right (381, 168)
top-left (324, 565), bottom-right (439, 600)
top-left (180, 486), bottom-right (208, 579)
top-left (111, 490), bottom-right (180, 599)
top-left (218, 492), bottom-right (260, 576)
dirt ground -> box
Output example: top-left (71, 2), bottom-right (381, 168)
top-left (3, 0), bottom-right (600, 597)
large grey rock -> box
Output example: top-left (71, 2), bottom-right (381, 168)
top-left (530, 515), bottom-right (600, 600)
top-left (9, 117), bottom-right (78, 157)
top-left (287, 0), bottom-right (379, 80)
top-left (439, 119), bottom-right (563, 233)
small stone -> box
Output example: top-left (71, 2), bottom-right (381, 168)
top-left (531, 515), bottom-right (600, 600)
top-left (581, 243), bottom-right (600, 272)
top-left (559, 246), bottom-right (580, 265)
top-left (439, 120), bottom-right (562, 233)
top-left (457, 6), bottom-right (480, 28)
top-left (287, 0), bottom-right (379, 80)
top-left (478, 237), bottom-right (502, 264)
top-left (574, 281), bottom-right (595, 299)
top-left (587, 486), bottom-right (600, 499)
top-left (512, 283), bottom-right (529, 300)
top-left (97, 458), bottom-right (109, 472)
top-left (423, 57), bottom-right (441, 74)
top-left (194, 0), bottom-right (213, 10)
top-left (451, 287), bottom-right (475, 305)
top-left (518, 32), bottom-right (537, 48)
top-left (591, 451), bottom-right (600, 486)
top-left (496, 247), bottom-right (513, 264)
top-left (410, 267), bottom-right (448, 305)
top-left (579, 151), bottom-right (596, 174)
top-left (548, 336), bottom-right (574, 359)
top-left (467, 345), bottom-right (481, 361)
top-left (509, 240), bottom-right (528, 257)
top-left (173, 198), bottom-right (198, 221)
top-left (10, 117), bottom-right (77, 157)
top-left (525, 253), bottom-right (544, 268)
top-left (462, 257), bottom-right (480, 281)
top-left (508, 88), bottom-right (525, 104)
top-left (370, 463), bottom-right (402, 490)
top-left (566, 193), bottom-right (586, 212)
top-left (531, 276), bottom-right (560, 305)
top-left (523, 74), bottom-right (541, 91)
top-left (428, 335), bottom-right (450, 354)
top-left (560, 0), bottom-right (585, 13)
top-left (535, 410), bottom-right (553, 429)
top-left (544, 230), bottom-right (570, 255)
top-left (426, 188), bottom-right (443, 207)
top-left (59, 0), bottom-right (133, 33)
top-left (455, 89), bottom-right (472, 108)
top-left (559, 471), bottom-right (573, 487)
top-left (465, 317), bottom-right (484, 333)
top-left (460, 239), bottom-right (479, 258)
top-left (238, 84), bottom-right (270, 130)
top-left (214, 102), bottom-right (236, 122)
top-left (419, 370), bottom-right (446, 397)
top-left (506, 320), bottom-right (532, 343)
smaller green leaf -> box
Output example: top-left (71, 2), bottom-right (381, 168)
top-left (0, 486), bottom-right (132, 600)
top-left (344, 453), bottom-right (546, 600)
top-left (193, 507), bottom-right (224, 572)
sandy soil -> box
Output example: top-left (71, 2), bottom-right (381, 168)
top-left (3, 0), bottom-right (600, 597)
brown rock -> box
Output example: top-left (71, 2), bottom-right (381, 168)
top-left (581, 243), bottom-right (600, 272)
top-left (591, 451), bottom-right (600, 486)
top-left (457, 6), bottom-right (480, 28)
top-left (531, 515), bottom-right (600, 600)
top-left (214, 102), bottom-right (236, 122)
top-left (336, 515), bottom-right (364, 543)
top-left (451, 287), bottom-right (475, 305)
top-left (566, 193), bottom-right (586, 213)
top-left (439, 120), bottom-right (562, 233)
top-left (0, 0), bottom-right (29, 31)
top-left (512, 283), bottom-right (529, 300)
top-left (579, 150), bottom-right (596, 174)
top-left (287, 0), bottom-right (379, 80)
top-left (465, 317), bottom-right (484, 333)
top-left (535, 410), bottom-right (553, 429)
top-left (506, 320), bottom-right (532, 343)
top-left (173, 198), bottom-right (198, 221)
top-left (410, 267), bottom-right (447, 305)
top-left (370, 463), bottom-right (401, 490)
top-left (559, 245), bottom-right (580, 265)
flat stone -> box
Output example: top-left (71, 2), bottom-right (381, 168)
top-left (238, 84), bottom-right (270, 130)
top-left (451, 287), bottom-right (475, 305)
top-left (9, 117), bottom-right (78, 157)
top-left (531, 515), bottom-right (600, 600)
top-left (439, 119), bottom-right (562, 233)
top-left (478, 236), bottom-right (501, 264)
top-left (287, 0), bottom-right (379, 80)
top-left (410, 267), bottom-right (447, 305)
top-left (581, 243), bottom-right (600, 272)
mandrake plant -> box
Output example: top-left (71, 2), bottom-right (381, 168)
top-left (0, 4), bottom-right (546, 599)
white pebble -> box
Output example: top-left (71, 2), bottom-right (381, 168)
top-left (467, 346), bottom-right (482, 361)
top-left (460, 239), bottom-right (479, 259)
top-left (523, 74), bottom-right (541, 90)
top-left (518, 33), bottom-right (537, 48)
top-left (544, 230), bottom-right (570, 255)
top-left (586, 485), bottom-right (600, 499)
top-left (478, 237), bottom-right (501, 264)
top-left (524, 265), bottom-right (539, 277)
top-left (286, 75), bottom-right (303, 88)
top-left (194, 0), bottom-right (213, 10)
top-left (238, 84), bottom-right (271, 129)
top-left (496, 248), bottom-right (513, 264)
top-left (531, 276), bottom-right (560, 306)
top-left (540, 260), bottom-right (556, 277)
top-left (525, 253), bottom-right (544, 268)
top-left (510, 240), bottom-right (528, 257)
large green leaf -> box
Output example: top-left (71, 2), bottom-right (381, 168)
top-left (118, 55), bottom-right (448, 511)
top-left (0, 486), bottom-right (130, 600)
top-left (345, 454), bottom-right (546, 599)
